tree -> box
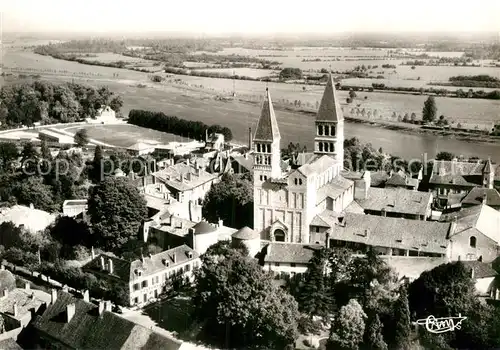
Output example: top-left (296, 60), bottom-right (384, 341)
top-left (410, 113), bottom-right (417, 122)
top-left (193, 248), bottom-right (299, 349)
top-left (279, 67), bottom-right (303, 81)
top-left (90, 145), bottom-right (104, 183)
top-left (435, 151), bottom-right (455, 161)
top-left (364, 314), bottom-right (388, 350)
top-left (202, 173), bottom-right (253, 229)
top-left (87, 177), bottom-right (148, 251)
top-left (74, 128), bottom-right (89, 148)
top-left (349, 90), bottom-right (357, 99)
top-left (422, 96), bottom-right (437, 123)
top-left (40, 139), bottom-right (52, 160)
top-left (327, 299), bottom-right (367, 350)
top-left (297, 248), bottom-right (331, 317)
top-left (11, 176), bottom-right (56, 212)
top-left (392, 287), bottom-right (411, 350)
top-left (0, 142), bottom-right (19, 172)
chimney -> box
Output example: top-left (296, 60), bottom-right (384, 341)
top-left (51, 289), bottom-right (57, 304)
top-left (248, 127), bottom-right (252, 150)
top-left (218, 219), bottom-right (223, 228)
top-left (66, 303), bottom-right (76, 323)
top-left (381, 208), bottom-right (387, 217)
top-left (186, 172), bottom-right (192, 181)
top-left (98, 301), bottom-right (105, 315)
top-left (172, 253), bottom-right (176, 264)
top-left (363, 229), bottom-right (369, 237)
top-left (108, 258), bottom-right (114, 274)
top-left (471, 267), bottom-right (475, 279)
top-left (25, 282), bottom-right (30, 291)
top-left (83, 290), bottom-right (90, 302)
top-left (205, 129), bottom-right (209, 142)
top-left (0, 265), bottom-right (4, 270)
top-left (29, 203), bottom-right (34, 210)
top-left (62, 285), bottom-right (69, 292)
top-left (91, 246), bottom-right (95, 260)
top-left (13, 302), bottom-right (18, 317)
top-left (482, 193), bottom-right (488, 203)
top-left (2, 289), bottom-right (8, 298)
top-left (105, 301), bottom-right (112, 312)
top-left (100, 256), bottom-right (105, 269)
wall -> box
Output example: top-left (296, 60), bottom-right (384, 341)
top-left (449, 229), bottom-right (499, 263)
top-left (264, 261), bottom-right (308, 278)
top-left (475, 277), bottom-right (495, 296)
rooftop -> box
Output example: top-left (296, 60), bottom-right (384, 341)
top-left (152, 163), bottom-right (218, 192)
top-left (298, 154), bottom-right (338, 177)
top-left (430, 160), bottom-right (489, 186)
top-left (461, 188), bottom-right (500, 207)
top-left (0, 338), bottom-right (23, 350)
top-left (316, 176), bottom-right (354, 205)
top-left (83, 245), bottom-right (199, 283)
top-left (253, 89), bottom-right (281, 141)
top-left (356, 187), bottom-right (432, 216)
top-left (33, 290), bottom-right (182, 350)
top-left (443, 204), bottom-right (500, 244)
top-left (62, 199), bottom-right (88, 207)
top-left (461, 261), bottom-right (497, 279)
top-left (332, 213), bottom-right (451, 254)
top-left (264, 243), bottom-right (323, 264)
top-left (232, 226), bottom-right (259, 240)
top-left (316, 74), bottom-right (344, 122)
top-left (0, 287), bottom-right (51, 319)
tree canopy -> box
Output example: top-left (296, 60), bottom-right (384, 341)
top-left (87, 177), bottom-right (148, 251)
top-left (193, 246), bottom-right (299, 349)
top-left (422, 96), bottom-right (437, 123)
top-left (74, 129), bottom-right (89, 148)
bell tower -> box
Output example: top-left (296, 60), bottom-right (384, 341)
top-left (314, 74), bottom-right (344, 166)
top-left (253, 88), bottom-right (281, 180)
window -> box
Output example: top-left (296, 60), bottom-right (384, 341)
top-left (330, 143), bottom-right (334, 152)
top-left (470, 236), bottom-right (477, 248)
top-left (134, 297), bottom-right (139, 304)
top-left (133, 283), bottom-right (140, 291)
top-left (319, 143), bottom-right (323, 152)
top-left (257, 144), bottom-right (261, 152)
top-left (184, 264), bottom-right (190, 272)
top-left (299, 179), bottom-right (303, 185)
top-left (318, 125), bottom-right (323, 136)
top-left (275, 262), bottom-right (280, 267)
top-left (294, 178), bottom-right (298, 185)
top-left (267, 144), bottom-right (271, 153)
top-left (315, 226), bottom-right (319, 233)
top-left (141, 280), bottom-right (148, 288)
top-left (274, 229), bottom-right (286, 242)
top-left (143, 294), bottom-right (147, 303)
top-left (291, 263), bottom-right (296, 267)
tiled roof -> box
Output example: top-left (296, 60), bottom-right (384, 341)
top-left (298, 154), bottom-right (337, 177)
top-left (316, 74), bottom-right (344, 122)
top-left (310, 214), bottom-right (331, 227)
top-left (296, 152), bottom-right (316, 167)
top-left (0, 205), bottom-right (56, 233)
top-left (356, 187), bottom-right (432, 216)
top-left (254, 89), bottom-right (281, 141)
top-left (461, 261), bottom-right (497, 279)
top-left (340, 170), bottom-right (364, 180)
top-left (344, 200), bottom-right (365, 214)
top-left (0, 288), bottom-right (50, 318)
top-left (461, 188), bottom-right (500, 207)
top-left (443, 204), bottom-right (500, 244)
top-left (83, 245), bottom-right (199, 283)
top-left (149, 214), bottom-right (196, 236)
top-left (264, 243), bottom-right (323, 264)
top-left (152, 163), bottom-right (218, 192)
top-left (232, 226), bottom-right (259, 240)
top-left (32, 291), bottom-right (182, 350)
top-left (430, 160), bottom-right (487, 186)
top-left (316, 176), bottom-right (354, 205)
top-left (0, 339), bottom-right (23, 350)
top-left (386, 171), bottom-right (418, 188)
top-left (370, 171), bottom-right (391, 187)
top-left (333, 213), bottom-right (451, 254)
top-left (231, 154), bottom-right (253, 171)
top-left (192, 221), bottom-right (217, 234)
top-left (382, 256), bottom-right (447, 280)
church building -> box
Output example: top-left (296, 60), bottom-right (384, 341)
top-left (252, 75), bottom-right (355, 243)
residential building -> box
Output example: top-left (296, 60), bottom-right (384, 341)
top-left (429, 158), bottom-right (495, 208)
top-left (231, 226), bottom-right (261, 258)
top-left (38, 129), bottom-right (74, 145)
top-left (205, 132), bottom-right (225, 151)
top-left (385, 169), bottom-right (421, 190)
top-left (353, 186), bottom-right (433, 220)
top-left (262, 242), bottom-right (323, 279)
top-left (0, 278), bottom-right (50, 342)
top-left (31, 290), bottom-right (184, 350)
top-left (319, 212), bottom-right (451, 258)
top-left (253, 76), bottom-right (355, 243)
top-left (62, 199), bottom-right (88, 217)
top-left (126, 142), bottom-right (157, 156)
top-left (151, 161), bottom-right (219, 221)
top-left (461, 187), bottom-right (500, 210)
top-left (0, 205), bottom-right (56, 234)
top-left (82, 245), bottom-right (201, 307)
top-left (441, 204), bottom-right (500, 262)
top-left (87, 105), bottom-right (117, 124)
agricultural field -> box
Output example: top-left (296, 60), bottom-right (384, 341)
top-left (192, 67), bottom-right (277, 78)
top-left (63, 124), bottom-right (190, 148)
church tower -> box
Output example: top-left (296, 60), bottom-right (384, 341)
top-left (314, 74), bottom-right (344, 166)
top-left (252, 88), bottom-right (281, 179)
top-left (482, 158), bottom-right (494, 189)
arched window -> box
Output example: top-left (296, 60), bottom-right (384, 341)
top-left (318, 125), bottom-right (323, 136)
top-left (257, 144), bottom-right (261, 152)
top-left (330, 143), bottom-right (334, 152)
top-left (299, 179), bottom-right (303, 185)
top-left (267, 144), bottom-right (271, 153)
top-left (330, 125), bottom-right (335, 136)
top-left (470, 236), bottom-right (477, 248)
top-left (274, 229), bottom-right (285, 242)
top-left (294, 179), bottom-right (298, 185)
top-left (319, 143), bottom-right (323, 152)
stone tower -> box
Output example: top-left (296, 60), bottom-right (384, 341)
top-left (314, 74), bottom-right (344, 167)
top-left (483, 158), bottom-right (494, 189)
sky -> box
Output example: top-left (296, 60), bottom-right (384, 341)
top-left (3, 0), bottom-right (500, 35)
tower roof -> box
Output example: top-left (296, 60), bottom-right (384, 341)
top-left (316, 74), bottom-right (343, 122)
top-left (254, 89), bottom-right (281, 141)
top-left (483, 158), bottom-right (493, 173)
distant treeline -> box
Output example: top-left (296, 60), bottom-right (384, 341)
top-left (164, 67), bottom-right (265, 81)
top-left (0, 80), bottom-right (123, 129)
top-left (128, 109), bottom-right (233, 142)
top-left (447, 74), bottom-right (500, 88)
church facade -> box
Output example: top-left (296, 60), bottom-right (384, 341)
top-left (253, 75), bottom-right (355, 243)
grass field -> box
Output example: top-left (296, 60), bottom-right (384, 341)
top-left (63, 124), bottom-right (190, 147)
top-left (193, 67), bottom-right (277, 78)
